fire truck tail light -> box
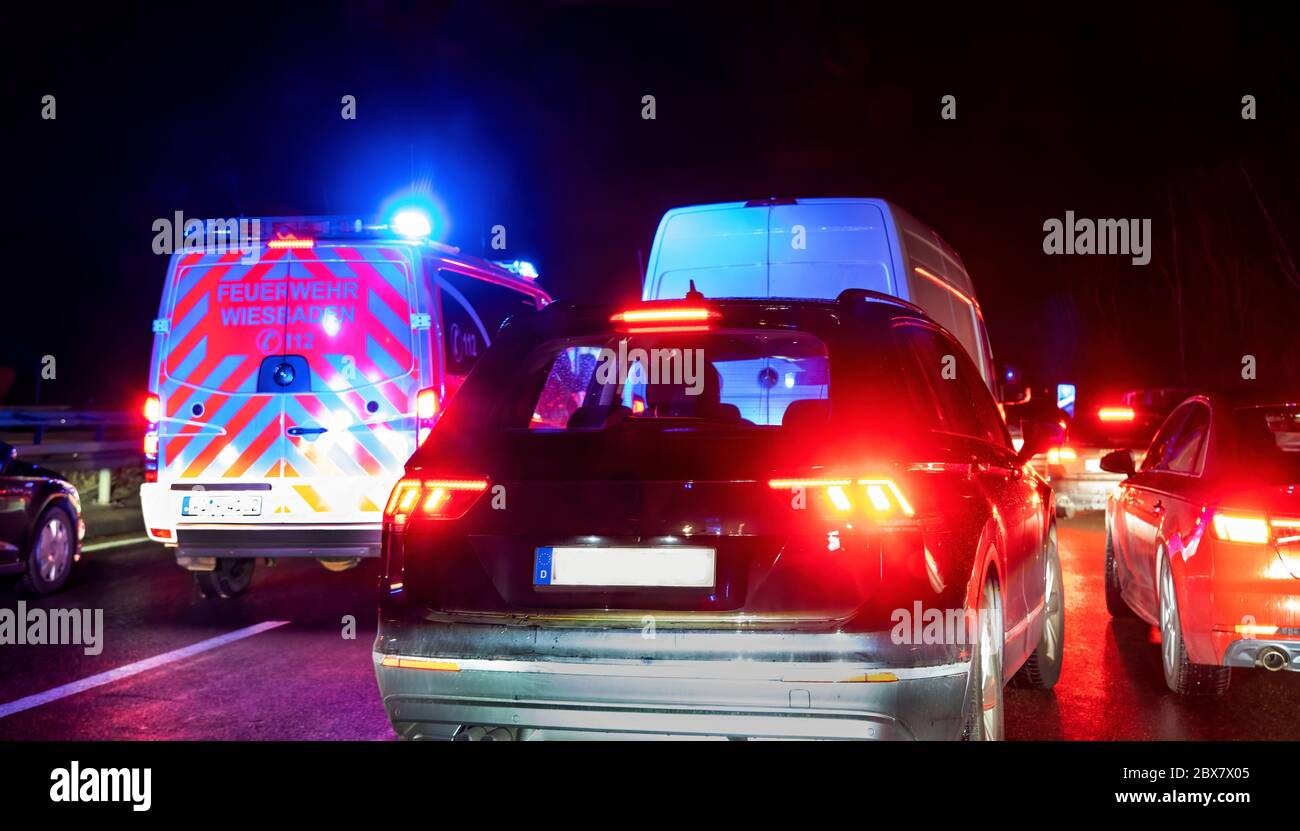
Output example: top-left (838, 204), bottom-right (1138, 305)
top-left (417, 387), bottom-right (440, 445)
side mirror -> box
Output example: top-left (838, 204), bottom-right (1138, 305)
top-left (1016, 417), bottom-right (1066, 465)
top-left (999, 364), bottom-right (1028, 404)
top-left (1099, 449), bottom-right (1136, 476)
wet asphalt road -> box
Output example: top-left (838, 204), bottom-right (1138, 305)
top-left (1, 514), bottom-right (1297, 740)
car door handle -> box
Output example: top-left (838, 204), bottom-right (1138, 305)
top-left (1152, 500), bottom-right (1164, 515)
top-left (287, 426), bottom-right (327, 436)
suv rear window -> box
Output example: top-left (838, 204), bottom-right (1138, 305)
top-left (525, 330), bottom-right (830, 431)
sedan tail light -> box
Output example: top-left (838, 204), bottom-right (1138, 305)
top-left (384, 477), bottom-right (489, 525)
top-left (1211, 512), bottom-right (1271, 544)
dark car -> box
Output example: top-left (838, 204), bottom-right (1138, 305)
top-left (372, 290), bottom-right (1065, 740)
top-left (1101, 390), bottom-right (1300, 696)
top-left (0, 440), bottom-right (84, 595)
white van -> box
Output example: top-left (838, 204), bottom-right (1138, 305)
top-left (642, 197), bottom-right (998, 392)
top-left (139, 213), bottom-right (550, 597)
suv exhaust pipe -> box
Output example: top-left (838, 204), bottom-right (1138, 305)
top-left (1257, 647), bottom-right (1289, 672)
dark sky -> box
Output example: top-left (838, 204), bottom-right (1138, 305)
top-left (5, 0), bottom-right (1298, 411)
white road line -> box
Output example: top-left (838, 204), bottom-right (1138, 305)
top-left (81, 535), bottom-right (152, 553)
top-left (0, 620), bottom-right (290, 719)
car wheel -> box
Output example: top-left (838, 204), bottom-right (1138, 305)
top-left (1012, 525), bottom-right (1064, 689)
top-left (1104, 528), bottom-right (1137, 618)
top-left (19, 505), bottom-right (76, 595)
top-left (195, 558), bottom-right (255, 599)
top-left (962, 574), bottom-right (1005, 740)
top-left (1158, 552), bottom-right (1229, 697)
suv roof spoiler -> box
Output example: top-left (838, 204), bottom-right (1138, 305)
top-left (836, 288), bottom-right (927, 316)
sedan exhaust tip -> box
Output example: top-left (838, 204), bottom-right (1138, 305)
top-left (1256, 647), bottom-right (1289, 672)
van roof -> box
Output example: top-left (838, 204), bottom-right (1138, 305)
top-left (644, 197), bottom-right (974, 301)
top-left (164, 214), bottom-right (548, 299)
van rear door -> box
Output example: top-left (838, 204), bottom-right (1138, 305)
top-left (643, 201), bottom-right (899, 301)
top-left (158, 249), bottom-right (290, 488)
top-left (156, 244), bottom-right (421, 525)
top-left (767, 201), bottom-right (897, 297)
top-left (642, 204), bottom-right (768, 300)
top-left (277, 244), bottom-right (421, 523)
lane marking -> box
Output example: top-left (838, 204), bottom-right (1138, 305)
top-left (81, 535), bottom-right (152, 553)
top-left (0, 620), bottom-right (290, 719)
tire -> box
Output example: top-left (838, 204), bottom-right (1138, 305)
top-left (1012, 525), bottom-right (1064, 689)
top-left (195, 557), bottom-right (255, 599)
top-left (1104, 528), bottom-right (1138, 618)
top-left (19, 505), bottom-right (77, 595)
top-left (961, 575), bottom-right (1005, 740)
top-left (1158, 552), bottom-right (1230, 697)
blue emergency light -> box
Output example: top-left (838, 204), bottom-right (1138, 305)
top-left (391, 209), bottom-right (433, 239)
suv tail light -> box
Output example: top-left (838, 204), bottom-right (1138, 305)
top-left (384, 477), bottom-right (489, 525)
top-left (768, 477), bottom-right (915, 519)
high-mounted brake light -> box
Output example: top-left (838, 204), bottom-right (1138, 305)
top-left (267, 236), bottom-right (315, 250)
top-left (768, 477), bottom-right (914, 518)
top-left (1211, 512), bottom-right (1270, 544)
top-left (384, 477), bottom-right (489, 524)
top-left (1097, 406), bottom-right (1136, 422)
top-left (610, 307), bottom-right (719, 333)
top-left (416, 387), bottom-right (440, 445)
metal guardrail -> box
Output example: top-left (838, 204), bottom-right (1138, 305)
top-left (2, 407), bottom-right (140, 483)
top-left (11, 440), bottom-right (141, 472)
top-left (0, 408), bottom-right (137, 444)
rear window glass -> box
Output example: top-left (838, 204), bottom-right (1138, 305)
top-left (162, 249), bottom-right (414, 393)
top-left (1228, 406), bottom-right (1300, 481)
top-left (526, 330), bottom-right (830, 431)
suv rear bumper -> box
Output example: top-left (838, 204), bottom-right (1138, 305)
top-left (374, 616), bottom-right (972, 740)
